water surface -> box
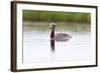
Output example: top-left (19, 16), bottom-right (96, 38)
top-left (23, 22), bottom-right (92, 63)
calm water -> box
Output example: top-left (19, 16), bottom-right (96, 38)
top-left (23, 22), bottom-right (92, 63)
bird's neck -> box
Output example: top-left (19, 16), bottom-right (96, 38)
top-left (50, 29), bottom-right (55, 38)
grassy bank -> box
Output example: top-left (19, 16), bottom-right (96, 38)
top-left (23, 10), bottom-right (91, 24)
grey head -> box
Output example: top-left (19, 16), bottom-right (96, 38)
top-left (50, 22), bottom-right (56, 31)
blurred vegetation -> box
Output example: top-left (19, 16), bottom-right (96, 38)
top-left (23, 22), bottom-right (90, 32)
top-left (23, 10), bottom-right (91, 24)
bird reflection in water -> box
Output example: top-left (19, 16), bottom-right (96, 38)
top-left (50, 38), bottom-right (55, 52)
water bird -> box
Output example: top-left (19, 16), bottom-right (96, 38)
top-left (50, 22), bottom-right (72, 42)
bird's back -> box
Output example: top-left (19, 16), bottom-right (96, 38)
top-left (55, 33), bottom-right (72, 41)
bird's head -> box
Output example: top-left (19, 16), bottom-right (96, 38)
top-left (50, 22), bottom-right (56, 31)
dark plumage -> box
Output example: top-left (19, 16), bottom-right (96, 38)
top-left (50, 22), bottom-right (72, 42)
